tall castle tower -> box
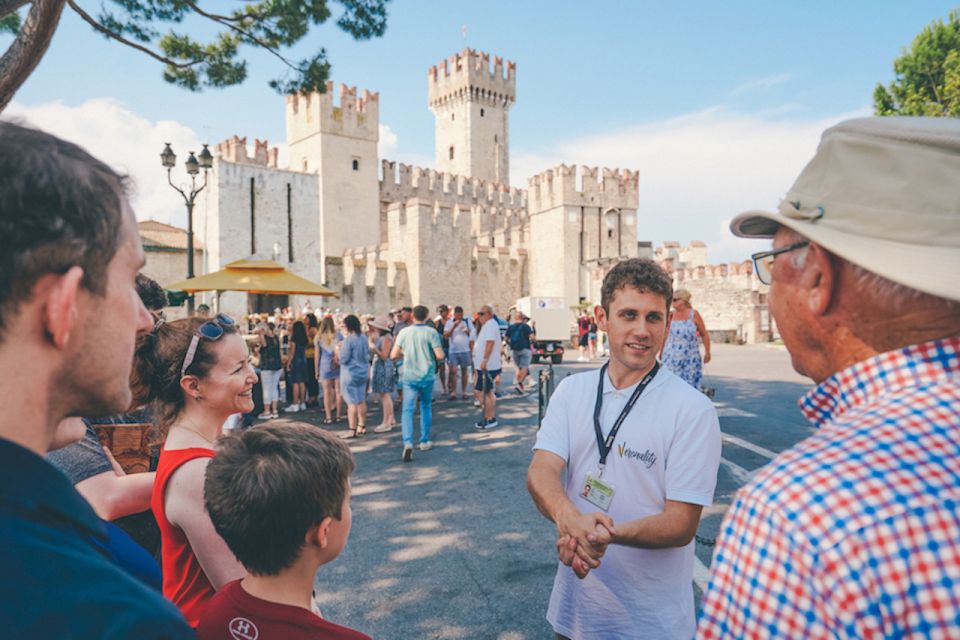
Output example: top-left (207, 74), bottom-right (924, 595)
top-left (428, 49), bottom-right (516, 185)
top-left (285, 82), bottom-right (380, 278)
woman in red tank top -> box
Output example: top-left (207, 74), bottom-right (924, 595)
top-left (136, 315), bottom-right (257, 627)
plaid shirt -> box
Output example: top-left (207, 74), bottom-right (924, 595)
top-left (697, 337), bottom-right (960, 639)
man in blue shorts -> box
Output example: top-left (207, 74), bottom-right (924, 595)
top-left (444, 305), bottom-right (475, 400)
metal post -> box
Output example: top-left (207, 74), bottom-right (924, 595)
top-left (537, 362), bottom-right (555, 429)
top-left (186, 198), bottom-right (195, 315)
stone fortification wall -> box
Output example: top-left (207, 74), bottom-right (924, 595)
top-left (427, 48), bottom-right (516, 110)
top-left (381, 160), bottom-right (525, 211)
top-left (215, 135), bottom-right (279, 168)
top-left (471, 246), bottom-right (528, 316)
top-left (285, 82), bottom-right (379, 147)
top-left (322, 249), bottom-right (409, 313)
top-left (196, 155), bottom-right (321, 320)
top-left (662, 260), bottom-right (774, 344)
top-left (527, 164), bottom-right (639, 213)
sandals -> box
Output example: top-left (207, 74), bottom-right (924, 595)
top-left (339, 429), bottom-right (359, 439)
top-left (322, 417), bottom-right (334, 425)
top-left (356, 425), bottom-right (367, 436)
top-left (373, 423), bottom-right (395, 433)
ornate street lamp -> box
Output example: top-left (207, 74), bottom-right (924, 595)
top-left (160, 142), bottom-right (212, 314)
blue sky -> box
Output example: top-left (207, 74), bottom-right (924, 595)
top-left (5, 1), bottom-right (956, 262)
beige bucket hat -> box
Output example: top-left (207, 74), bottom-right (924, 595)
top-left (368, 315), bottom-right (394, 332)
top-left (730, 117), bottom-right (960, 302)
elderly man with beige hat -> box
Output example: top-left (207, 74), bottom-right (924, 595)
top-left (697, 117), bottom-right (960, 638)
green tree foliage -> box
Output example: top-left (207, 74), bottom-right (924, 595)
top-left (0, 0), bottom-right (388, 112)
top-left (874, 9), bottom-right (960, 117)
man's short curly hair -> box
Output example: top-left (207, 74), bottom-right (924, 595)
top-left (600, 258), bottom-right (673, 313)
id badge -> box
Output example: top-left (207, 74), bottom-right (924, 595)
top-left (580, 471), bottom-right (615, 512)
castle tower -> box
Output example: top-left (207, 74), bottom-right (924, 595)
top-left (527, 165), bottom-right (640, 312)
top-left (428, 49), bottom-right (516, 185)
top-left (285, 83), bottom-right (380, 278)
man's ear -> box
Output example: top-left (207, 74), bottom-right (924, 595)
top-left (307, 517), bottom-right (333, 549)
top-left (596, 306), bottom-right (608, 332)
top-left (800, 244), bottom-right (836, 316)
top-left (42, 266), bottom-right (85, 349)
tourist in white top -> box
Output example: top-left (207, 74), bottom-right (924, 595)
top-left (472, 304), bottom-right (502, 430)
top-left (527, 258), bottom-right (721, 640)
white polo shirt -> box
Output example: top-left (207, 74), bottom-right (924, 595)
top-left (473, 318), bottom-right (502, 371)
top-left (534, 365), bottom-right (721, 640)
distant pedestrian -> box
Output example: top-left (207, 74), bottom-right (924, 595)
top-left (315, 316), bottom-right (344, 425)
top-left (505, 313), bottom-right (536, 393)
top-left (660, 289), bottom-right (711, 390)
top-left (473, 305), bottom-right (502, 430)
top-left (391, 305), bottom-right (445, 462)
top-left (338, 315), bottom-right (369, 438)
top-left (577, 311), bottom-right (590, 361)
top-left (444, 306), bottom-right (476, 401)
top-left (435, 304), bottom-right (451, 396)
top-left (283, 321), bottom-right (309, 413)
top-left (368, 316), bottom-right (398, 433)
top-left (257, 322), bottom-right (283, 419)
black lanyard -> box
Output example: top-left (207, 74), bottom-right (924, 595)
top-left (593, 361), bottom-right (659, 474)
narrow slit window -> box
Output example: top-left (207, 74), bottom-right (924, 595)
top-left (449, 146), bottom-right (455, 160)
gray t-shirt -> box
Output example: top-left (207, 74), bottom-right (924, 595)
top-left (47, 421), bottom-right (112, 484)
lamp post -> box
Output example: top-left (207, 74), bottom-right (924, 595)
top-left (161, 142), bottom-right (213, 314)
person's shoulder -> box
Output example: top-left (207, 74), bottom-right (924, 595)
top-left (1, 527), bottom-right (192, 638)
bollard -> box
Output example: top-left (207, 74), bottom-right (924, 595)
top-left (537, 364), bottom-right (555, 429)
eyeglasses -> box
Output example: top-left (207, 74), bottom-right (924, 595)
top-left (750, 241), bottom-right (810, 285)
top-left (180, 313), bottom-right (235, 377)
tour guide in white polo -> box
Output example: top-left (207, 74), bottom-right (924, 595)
top-left (527, 258), bottom-right (721, 640)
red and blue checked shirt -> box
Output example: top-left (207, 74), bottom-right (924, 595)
top-left (697, 337), bottom-right (960, 639)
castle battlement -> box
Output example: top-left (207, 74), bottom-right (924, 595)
top-left (527, 164), bottom-right (639, 213)
top-left (427, 48), bottom-right (517, 109)
top-left (215, 135), bottom-right (279, 168)
top-left (380, 160), bottom-right (526, 210)
top-left (286, 81), bottom-right (380, 145)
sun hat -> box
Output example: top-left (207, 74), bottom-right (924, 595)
top-left (368, 315), bottom-right (394, 332)
top-left (730, 116), bottom-right (960, 302)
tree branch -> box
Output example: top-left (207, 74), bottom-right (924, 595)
top-left (66, 0), bottom-right (197, 69)
top-left (179, 0), bottom-right (295, 69)
top-left (0, 0), bottom-right (30, 19)
top-left (0, 0), bottom-right (66, 112)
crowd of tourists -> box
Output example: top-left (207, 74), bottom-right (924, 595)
top-left (2, 116), bottom-right (958, 640)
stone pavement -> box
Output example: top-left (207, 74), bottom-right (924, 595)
top-left (249, 345), bottom-right (813, 640)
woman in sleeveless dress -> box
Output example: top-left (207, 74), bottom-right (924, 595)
top-left (367, 316), bottom-right (397, 432)
top-left (134, 314), bottom-right (255, 628)
top-left (338, 314), bottom-right (370, 438)
top-left (315, 316), bottom-right (344, 424)
top-left (661, 288), bottom-right (712, 389)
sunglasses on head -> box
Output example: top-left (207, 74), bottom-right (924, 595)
top-left (180, 313), bottom-right (235, 377)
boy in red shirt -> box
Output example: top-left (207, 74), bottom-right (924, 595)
top-left (198, 423), bottom-right (370, 640)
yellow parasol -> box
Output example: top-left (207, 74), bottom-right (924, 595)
top-left (165, 259), bottom-right (337, 296)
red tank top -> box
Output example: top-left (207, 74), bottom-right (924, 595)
top-left (152, 446), bottom-right (216, 628)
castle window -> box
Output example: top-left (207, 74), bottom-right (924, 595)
top-left (607, 229), bottom-right (614, 239)
top-left (302, 159), bottom-right (308, 172)
top-left (449, 146), bottom-right (455, 160)
top-left (352, 158), bottom-right (360, 171)
top-left (480, 108), bottom-right (485, 117)
top-left (494, 134), bottom-right (498, 143)
top-left (490, 236), bottom-right (496, 248)
top-left (451, 113), bottom-right (455, 121)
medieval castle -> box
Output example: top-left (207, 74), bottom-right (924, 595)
top-left (149, 48), bottom-right (769, 342)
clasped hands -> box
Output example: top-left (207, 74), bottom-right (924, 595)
top-left (555, 509), bottom-right (616, 579)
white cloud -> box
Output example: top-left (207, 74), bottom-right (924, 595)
top-left (379, 122), bottom-right (433, 170)
top-left (4, 98), bottom-right (202, 228)
top-left (729, 73), bottom-right (792, 97)
top-left (512, 106), bottom-right (871, 263)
